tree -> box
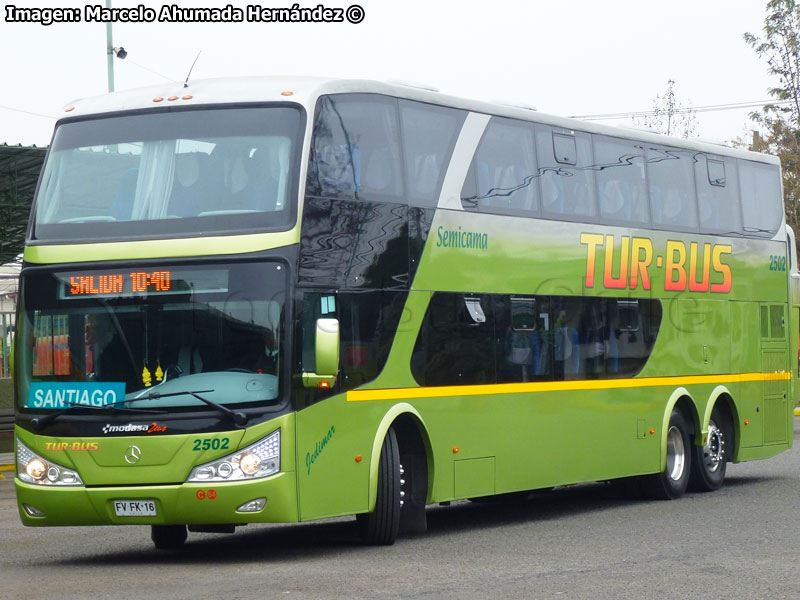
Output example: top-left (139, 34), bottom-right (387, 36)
top-left (633, 79), bottom-right (698, 138)
top-left (745, 0), bottom-right (800, 236)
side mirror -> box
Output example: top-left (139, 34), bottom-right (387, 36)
top-left (302, 318), bottom-right (340, 389)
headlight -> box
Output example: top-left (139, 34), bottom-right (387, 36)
top-left (16, 438), bottom-right (83, 486)
top-left (186, 429), bottom-right (280, 483)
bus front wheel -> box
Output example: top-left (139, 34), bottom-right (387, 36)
top-left (151, 525), bottom-right (187, 550)
top-left (642, 409), bottom-right (691, 500)
top-left (357, 427), bottom-right (401, 545)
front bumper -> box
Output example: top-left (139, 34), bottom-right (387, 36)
top-left (15, 470), bottom-right (298, 526)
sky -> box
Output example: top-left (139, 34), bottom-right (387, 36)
top-left (0, 0), bottom-right (781, 147)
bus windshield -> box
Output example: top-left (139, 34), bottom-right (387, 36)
top-left (32, 106), bottom-right (303, 242)
top-left (17, 261), bottom-right (286, 412)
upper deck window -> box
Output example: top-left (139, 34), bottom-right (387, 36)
top-left (306, 94), bottom-right (403, 203)
top-left (739, 160), bottom-right (783, 236)
top-left (696, 154), bottom-right (741, 234)
top-left (537, 126), bottom-right (597, 219)
top-left (647, 146), bottom-right (698, 231)
top-left (399, 100), bottom-right (464, 206)
top-left (306, 93), bottom-right (465, 207)
top-left (461, 117), bottom-right (538, 216)
top-left (31, 106), bottom-right (303, 243)
top-left (594, 136), bottom-right (649, 227)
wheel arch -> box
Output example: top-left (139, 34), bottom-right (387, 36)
top-left (367, 403), bottom-right (433, 512)
top-left (660, 388), bottom-right (699, 471)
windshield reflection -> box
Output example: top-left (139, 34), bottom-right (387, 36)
top-left (32, 106), bottom-right (302, 242)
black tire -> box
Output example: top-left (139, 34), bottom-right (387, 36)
top-left (641, 409), bottom-right (691, 500)
top-left (688, 406), bottom-right (730, 492)
top-left (357, 427), bottom-right (401, 545)
top-left (151, 525), bottom-right (187, 550)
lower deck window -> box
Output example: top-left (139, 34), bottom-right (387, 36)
top-left (411, 293), bottom-right (661, 386)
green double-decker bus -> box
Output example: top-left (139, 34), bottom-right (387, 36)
top-left (14, 77), bottom-right (796, 548)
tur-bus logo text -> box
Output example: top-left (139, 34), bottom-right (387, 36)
top-left (581, 233), bottom-right (732, 293)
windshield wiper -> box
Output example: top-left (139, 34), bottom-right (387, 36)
top-left (30, 401), bottom-right (167, 431)
top-left (130, 389), bottom-right (248, 427)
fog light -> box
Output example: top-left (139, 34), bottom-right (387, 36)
top-left (239, 453), bottom-right (260, 475)
top-left (23, 504), bottom-right (46, 517)
top-left (26, 459), bottom-right (47, 480)
top-left (237, 497), bottom-right (266, 513)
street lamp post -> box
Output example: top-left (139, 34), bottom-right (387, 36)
top-left (106, 0), bottom-right (115, 92)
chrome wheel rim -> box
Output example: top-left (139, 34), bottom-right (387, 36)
top-left (704, 419), bottom-right (725, 473)
top-left (666, 425), bottom-right (686, 481)
top-left (399, 463), bottom-right (406, 507)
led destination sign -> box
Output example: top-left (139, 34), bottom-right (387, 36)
top-left (70, 271), bottom-right (171, 296)
top-left (57, 269), bottom-right (229, 299)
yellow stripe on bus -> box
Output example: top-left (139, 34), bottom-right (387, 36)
top-left (346, 371), bottom-right (790, 402)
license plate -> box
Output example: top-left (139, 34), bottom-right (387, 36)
top-left (113, 499), bottom-right (157, 517)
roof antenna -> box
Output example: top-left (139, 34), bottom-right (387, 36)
top-left (184, 51), bottom-right (201, 88)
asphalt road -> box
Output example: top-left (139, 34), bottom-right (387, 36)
top-left (3, 422), bottom-right (800, 600)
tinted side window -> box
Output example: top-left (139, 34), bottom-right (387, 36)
top-left (533, 297), bottom-right (663, 381)
top-left (594, 136), bottom-right (649, 227)
top-left (739, 160), bottom-right (783, 236)
top-left (400, 100), bottom-right (465, 207)
top-left (338, 290), bottom-right (408, 391)
top-left (461, 117), bottom-right (538, 216)
top-left (537, 126), bottom-right (597, 220)
top-left (696, 154), bottom-right (741, 234)
top-left (412, 294), bottom-right (662, 387)
top-left (307, 94), bottom-right (403, 203)
top-left (495, 295), bottom-right (552, 383)
top-left (411, 293), bottom-right (495, 386)
top-left (648, 146), bottom-right (698, 230)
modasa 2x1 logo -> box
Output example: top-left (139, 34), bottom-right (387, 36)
top-left (101, 422), bottom-right (168, 434)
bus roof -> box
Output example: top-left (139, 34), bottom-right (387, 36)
top-left (60, 76), bottom-right (779, 166)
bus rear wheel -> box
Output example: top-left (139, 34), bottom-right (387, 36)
top-left (642, 409), bottom-right (691, 500)
top-left (357, 427), bottom-right (401, 545)
top-left (688, 407), bottom-right (729, 492)
top-left (151, 525), bottom-right (187, 550)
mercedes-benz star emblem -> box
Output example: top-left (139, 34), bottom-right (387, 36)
top-left (124, 445), bottom-right (142, 464)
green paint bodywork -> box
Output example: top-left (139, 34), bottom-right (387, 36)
top-left (16, 414), bottom-right (297, 526)
top-left (23, 226), bottom-right (301, 264)
top-left (15, 203), bottom-right (795, 529)
top-left (294, 213), bottom-right (794, 519)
